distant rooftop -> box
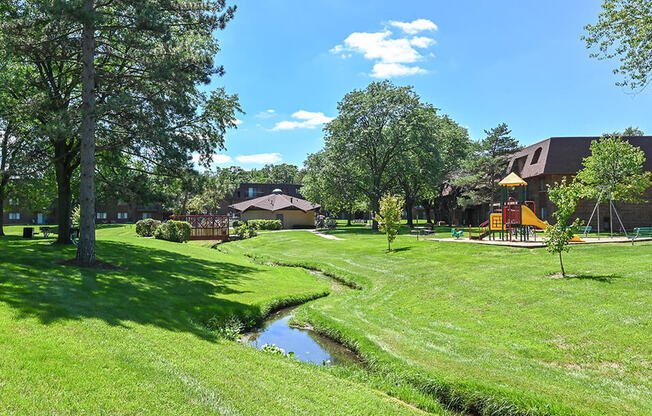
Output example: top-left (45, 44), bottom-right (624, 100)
top-left (229, 192), bottom-right (320, 213)
top-left (506, 136), bottom-right (652, 179)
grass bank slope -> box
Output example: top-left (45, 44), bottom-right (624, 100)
top-left (0, 225), bottom-right (425, 415)
top-left (225, 225), bottom-right (651, 415)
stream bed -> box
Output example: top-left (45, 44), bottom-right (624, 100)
top-left (242, 306), bottom-right (361, 366)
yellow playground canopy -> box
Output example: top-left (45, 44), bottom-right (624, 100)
top-left (498, 172), bottom-right (528, 187)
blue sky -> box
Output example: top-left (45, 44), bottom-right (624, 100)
top-left (204, 0), bottom-right (652, 169)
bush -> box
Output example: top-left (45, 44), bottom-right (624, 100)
top-left (234, 223), bottom-right (257, 239)
top-left (231, 220), bottom-right (243, 228)
top-left (154, 220), bottom-right (191, 242)
top-left (247, 219), bottom-right (282, 230)
top-left (135, 218), bottom-right (161, 237)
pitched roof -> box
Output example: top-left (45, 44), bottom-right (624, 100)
top-left (229, 193), bottom-right (320, 213)
top-left (506, 136), bottom-right (652, 179)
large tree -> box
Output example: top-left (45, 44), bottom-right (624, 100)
top-left (1, 1), bottom-right (240, 261)
top-left (301, 150), bottom-right (364, 224)
top-left (322, 81), bottom-right (424, 229)
top-left (455, 123), bottom-right (520, 216)
top-left (584, 0), bottom-right (652, 91)
top-left (575, 135), bottom-right (652, 203)
top-left (0, 57), bottom-right (47, 236)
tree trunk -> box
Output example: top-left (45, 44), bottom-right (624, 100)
top-left (423, 200), bottom-right (432, 224)
top-left (76, 0), bottom-right (97, 266)
top-left (346, 211), bottom-right (352, 226)
top-left (371, 195), bottom-right (380, 230)
top-left (559, 252), bottom-right (565, 277)
top-left (0, 175), bottom-right (7, 236)
top-left (405, 198), bottom-right (414, 227)
top-left (54, 157), bottom-right (73, 245)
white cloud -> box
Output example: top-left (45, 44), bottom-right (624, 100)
top-left (272, 110), bottom-right (333, 131)
top-left (335, 30), bottom-right (421, 64)
top-left (330, 19), bottom-right (436, 78)
top-left (410, 36), bottom-right (435, 48)
top-left (233, 118), bottom-right (243, 125)
top-left (256, 109), bottom-right (276, 119)
top-left (389, 19), bottom-right (438, 35)
top-left (371, 63), bottom-right (427, 78)
top-left (235, 153), bottom-right (282, 164)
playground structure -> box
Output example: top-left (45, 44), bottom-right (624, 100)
top-left (469, 172), bottom-right (582, 243)
top-left (169, 214), bottom-right (230, 240)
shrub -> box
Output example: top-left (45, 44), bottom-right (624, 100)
top-left (206, 315), bottom-right (245, 341)
top-left (234, 223), bottom-right (257, 239)
top-left (135, 218), bottom-right (161, 237)
top-left (231, 220), bottom-right (243, 228)
top-left (154, 220), bottom-right (191, 242)
top-left (247, 219), bottom-right (282, 230)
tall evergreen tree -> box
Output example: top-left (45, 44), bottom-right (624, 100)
top-left (455, 123), bottom-right (521, 215)
top-left (1, 1), bottom-right (241, 262)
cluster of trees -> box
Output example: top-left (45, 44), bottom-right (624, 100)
top-left (157, 163), bottom-right (303, 216)
top-left (0, 0), bottom-right (241, 264)
top-left (301, 81), bottom-right (519, 229)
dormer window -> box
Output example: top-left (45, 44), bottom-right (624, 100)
top-left (531, 147), bottom-right (542, 165)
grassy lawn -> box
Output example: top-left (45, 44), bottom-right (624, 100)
top-left (224, 224), bottom-right (652, 415)
top-left (0, 225), bottom-right (428, 415)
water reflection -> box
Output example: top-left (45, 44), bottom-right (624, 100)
top-left (245, 308), bottom-right (360, 366)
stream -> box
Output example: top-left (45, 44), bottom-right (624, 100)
top-left (242, 306), bottom-right (361, 366)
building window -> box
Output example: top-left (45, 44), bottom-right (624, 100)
top-left (141, 212), bottom-right (152, 219)
top-left (8, 212), bottom-right (20, 220)
top-left (8, 199), bottom-right (18, 206)
top-left (539, 178), bottom-right (546, 192)
top-left (248, 187), bottom-right (256, 197)
top-left (117, 212), bottom-right (128, 220)
top-left (530, 147), bottom-right (543, 164)
top-left (96, 212), bottom-right (107, 219)
top-left (540, 207), bottom-right (546, 221)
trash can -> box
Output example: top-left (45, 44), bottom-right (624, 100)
top-left (23, 227), bottom-right (34, 239)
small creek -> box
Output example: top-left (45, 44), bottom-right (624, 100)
top-left (242, 306), bottom-right (361, 366)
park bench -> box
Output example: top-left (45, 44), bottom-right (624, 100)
top-left (40, 226), bottom-right (53, 238)
top-left (579, 226), bottom-right (592, 234)
top-left (451, 228), bottom-right (464, 239)
top-left (631, 227), bottom-right (652, 245)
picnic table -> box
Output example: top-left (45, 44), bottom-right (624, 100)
top-left (412, 226), bottom-right (434, 240)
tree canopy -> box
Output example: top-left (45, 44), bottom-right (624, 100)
top-left (575, 135), bottom-right (652, 203)
top-left (455, 123), bottom-right (520, 209)
top-left (584, 0), bottom-right (652, 90)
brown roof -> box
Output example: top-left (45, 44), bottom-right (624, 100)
top-left (229, 193), bottom-right (320, 213)
top-left (507, 136), bottom-right (652, 179)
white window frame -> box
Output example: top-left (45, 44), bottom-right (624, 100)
top-left (117, 212), bottom-right (128, 220)
top-left (141, 212), bottom-right (152, 219)
top-left (9, 212), bottom-right (20, 220)
top-left (96, 212), bottom-right (107, 220)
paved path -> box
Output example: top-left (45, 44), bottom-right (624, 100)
top-left (309, 230), bottom-right (343, 240)
top-left (422, 236), bottom-right (651, 248)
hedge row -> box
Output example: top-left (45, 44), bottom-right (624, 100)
top-left (247, 219), bottom-right (282, 230)
top-left (135, 219), bottom-right (161, 237)
top-left (135, 218), bottom-right (191, 243)
top-left (154, 220), bottom-right (192, 243)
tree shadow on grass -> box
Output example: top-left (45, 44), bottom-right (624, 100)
top-left (567, 273), bottom-right (623, 283)
top-left (0, 238), bottom-right (267, 340)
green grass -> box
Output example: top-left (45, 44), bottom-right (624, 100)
top-left (0, 225), bottom-right (428, 415)
top-left (224, 224), bottom-right (652, 416)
